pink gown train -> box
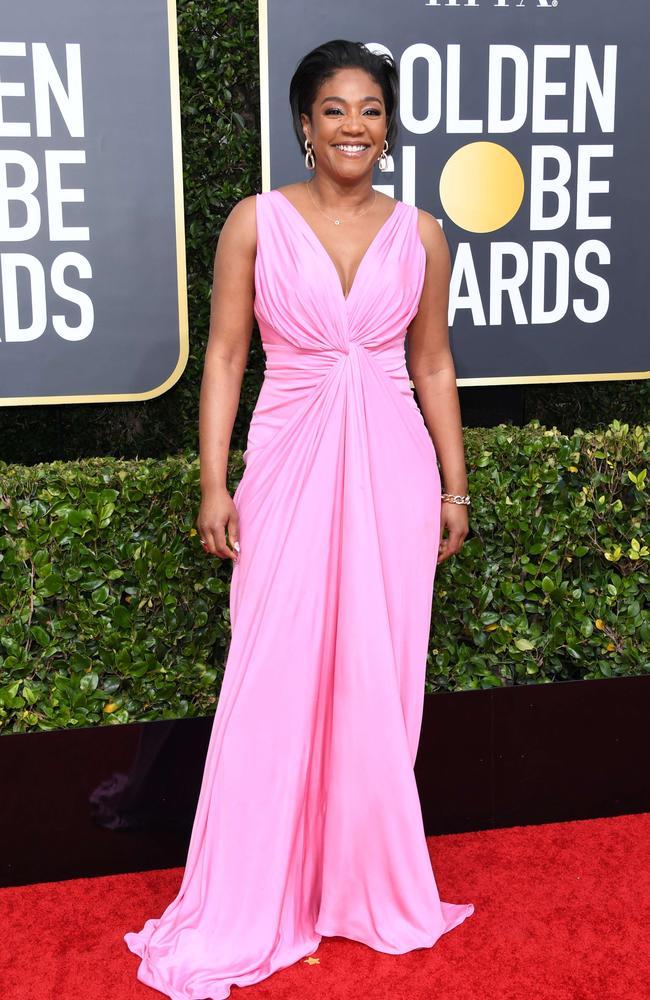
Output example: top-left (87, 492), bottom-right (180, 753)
top-left (123, 189), bottom-right (474, 998)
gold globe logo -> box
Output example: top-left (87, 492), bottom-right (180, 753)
top-left (439, 141), bottom-right (525, 233)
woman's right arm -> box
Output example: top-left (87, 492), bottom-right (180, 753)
top-left (197, 194), bottom-right (257, 562)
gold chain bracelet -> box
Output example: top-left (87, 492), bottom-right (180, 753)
top-left (441, 492), bottom-right (471, 505)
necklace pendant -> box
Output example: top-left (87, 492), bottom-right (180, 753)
top-left (334, 218), bottom-right (341, 225)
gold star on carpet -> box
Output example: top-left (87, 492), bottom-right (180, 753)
top-left (303, 956), bottom-right (320, 965)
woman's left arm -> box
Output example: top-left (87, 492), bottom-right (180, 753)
top-left (407, 209), bottom-right (469, 565)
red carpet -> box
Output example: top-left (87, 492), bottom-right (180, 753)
top-left (1, 813), bottom-right (648, 1000)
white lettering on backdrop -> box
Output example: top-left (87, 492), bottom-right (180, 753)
top-left (368, 41), bottom-right (617, 328)
top-left (0, 41), bottom-right (93, 343)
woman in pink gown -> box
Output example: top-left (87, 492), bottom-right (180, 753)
top-left (124, 39), bottom-right (474, 999)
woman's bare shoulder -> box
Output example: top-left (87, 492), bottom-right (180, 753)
top-left (415, 207), bottom-right (450, 266)
top-left (218, 193), bottom-right (258, 254)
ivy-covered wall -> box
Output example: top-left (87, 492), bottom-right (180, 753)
top-left (0, 0), bottom-right (647, 465)
top-left (1, 421), bottom-right (647, 732)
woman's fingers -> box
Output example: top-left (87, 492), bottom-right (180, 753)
top-left (198, 521), bottom-right (240, 562)
top-left (437, 507), bottom-right (469, 563)
top-left (227, 515), bottom-right (240, 563)
top-left (196, 489), bottom-right (241, 562)
top-left (211, 523), bottom-right (234, 560)
top-left (199, 527), bottom-right (219, 557)
top-left (195, 520), bottom-right (227, 558)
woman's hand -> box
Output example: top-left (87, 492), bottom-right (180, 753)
top-left (196, 486), bottom-right (240, 562)
top-left (437, 501), bottom-right (469, 565)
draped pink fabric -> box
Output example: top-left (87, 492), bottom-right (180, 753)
top-left (123, 189), bottom-right (474, 999)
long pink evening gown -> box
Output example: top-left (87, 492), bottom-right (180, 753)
top-left (123, 189), bottom-right (474, 998)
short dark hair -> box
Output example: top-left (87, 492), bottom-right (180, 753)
top-left (288, 39), bottom-right (399, 156)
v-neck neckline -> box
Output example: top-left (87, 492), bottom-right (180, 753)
top-left (272, 189), bottom-right (402, 304)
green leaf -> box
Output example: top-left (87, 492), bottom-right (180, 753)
top-left (111, 605), bottom-right (131, 629)
top-left (41, 573), bottom-right (64, 595)
top-left (514, 638), bottom-right (536, 651)
top-left (30, 626), bottom-right (51, 647)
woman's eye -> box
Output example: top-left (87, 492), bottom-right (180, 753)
top-left (324, 107), bottom-right (381, 116)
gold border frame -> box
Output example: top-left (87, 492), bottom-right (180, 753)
top-left (259, 0), bottom-right (271, 193)
top-left (0, 0), bottom-right (189, 407)
top-left (256, 0), bottom-right (649, 387)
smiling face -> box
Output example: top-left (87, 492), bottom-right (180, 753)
top-left (300, 67), bottom-right (387, 179)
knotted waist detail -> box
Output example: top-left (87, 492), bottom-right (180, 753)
top-left (262, 339), bottom-right (409, 382)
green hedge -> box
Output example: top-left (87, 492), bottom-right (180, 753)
top-left (1, 419), bottom-right (647, 733)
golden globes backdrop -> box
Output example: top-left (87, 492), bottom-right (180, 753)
top-left (259, 0), bottom-right (650, 385)
top-left (0, 0), bottom-right (187, 406)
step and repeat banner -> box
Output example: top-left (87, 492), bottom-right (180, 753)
top-left (259, 0), bottom-right (650, 385)
top-left (0, 0), bottom-right (187, 406)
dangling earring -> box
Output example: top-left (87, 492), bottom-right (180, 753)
top-left (378, 138), bottom-right (389, 172)
top-left (304, 138), bottom-right (315, 170)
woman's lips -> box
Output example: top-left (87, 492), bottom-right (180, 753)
top-left (332, 144), bottom-right (370, 158)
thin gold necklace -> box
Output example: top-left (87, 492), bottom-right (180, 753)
top-left (304, 180), bottom-right (377, 226)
